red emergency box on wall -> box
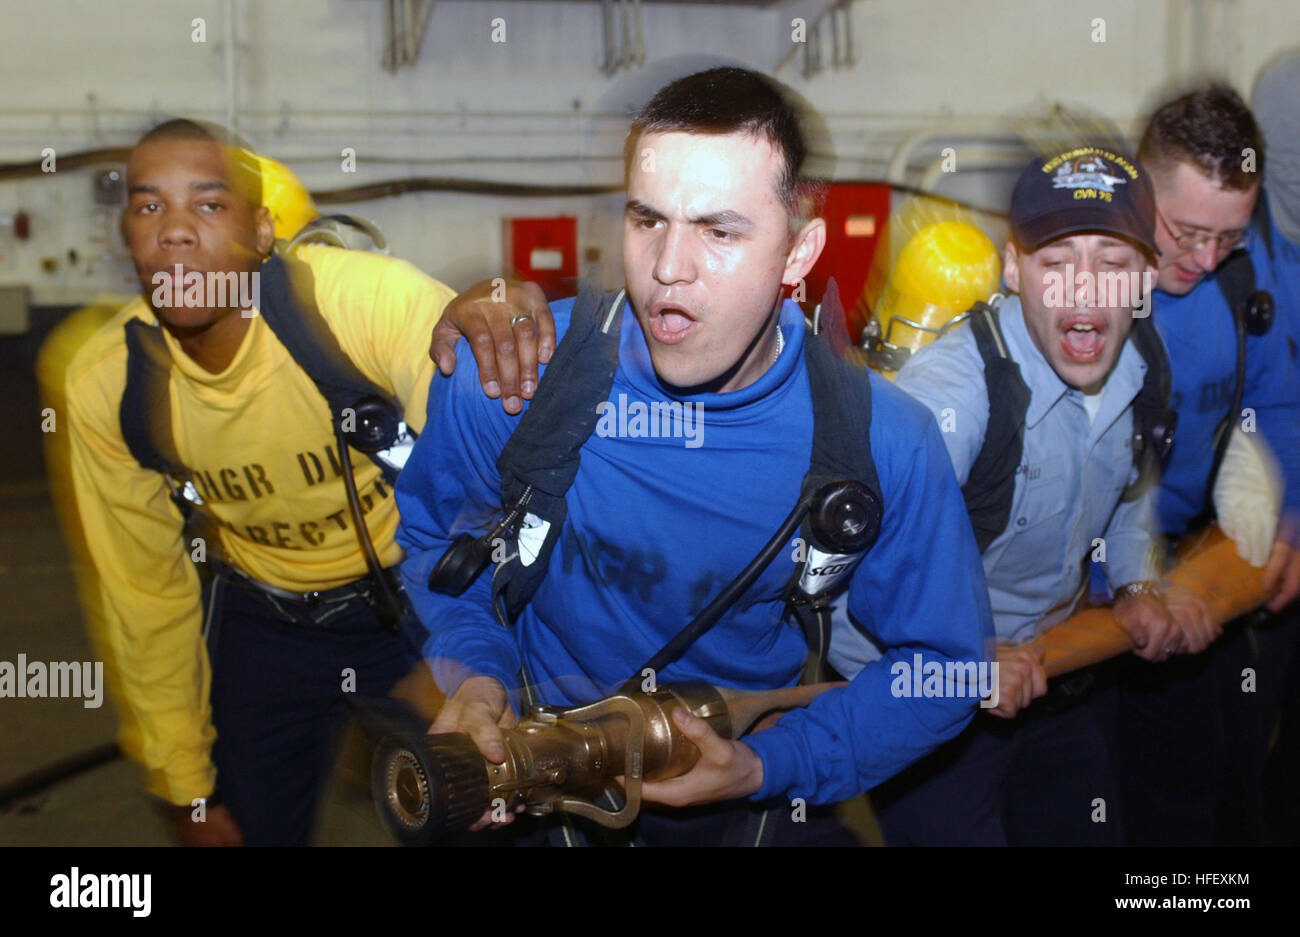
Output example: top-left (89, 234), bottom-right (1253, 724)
top-left (802, 182), bottom-right (891, 341)
top-left (503, 216), bottom-right (578, 301)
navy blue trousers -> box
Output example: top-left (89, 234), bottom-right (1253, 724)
top-left (1265, 606), bottom-right (1300, 844)
top-left (1108, 611), bottom-right (1300, 845)
top-left (872, 702), bottom-right (1122, 846)
top-left (203, 575), bottom-right (418, 846)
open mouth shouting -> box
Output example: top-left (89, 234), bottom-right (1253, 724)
top-left (1060, 313), bottom-right (1107, 364)
top-left (648, 301), bottom-right (699, 346)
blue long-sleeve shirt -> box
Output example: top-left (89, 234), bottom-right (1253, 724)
top-left (1274, 221), bottom-right (1300, 354)
top-left (1272, 210), bottom-right (1300, 350)
top-left (395, 296), bottom-right (993, 806)
top-left (1154, 213), bottom-right (1300, 538)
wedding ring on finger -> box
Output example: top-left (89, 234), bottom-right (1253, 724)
top-left (510, 314), bottom-right (535, 329)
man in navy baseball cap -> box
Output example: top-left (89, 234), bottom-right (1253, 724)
top-left (840, 142), bottom-right (1180, 845)
top-left (1011, 145), bottom-right (1159, 258)
top-left (1003, 145), bottom-right (1160, 396)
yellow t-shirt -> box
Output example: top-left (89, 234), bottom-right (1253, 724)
top-left (65, 244), bottom-right (454, 804)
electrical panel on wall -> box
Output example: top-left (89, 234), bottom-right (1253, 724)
top-left (0, 166), bottom-right (138, 315)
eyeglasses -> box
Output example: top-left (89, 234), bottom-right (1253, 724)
top-left (1155, 205), bottom-right (1253, 254)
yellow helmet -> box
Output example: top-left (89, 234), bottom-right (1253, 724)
top-left (864, 221), bottom-right (1001, 375)
top-left (253, 153), bottom-right (318, 240)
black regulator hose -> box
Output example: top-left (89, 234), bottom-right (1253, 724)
top-left (336, 426), bottom-right (405, 633)
top-left (637, 490), bottom-right (817, 677)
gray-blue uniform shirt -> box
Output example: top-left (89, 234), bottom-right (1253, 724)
top-left (831, 294), bottom-right (1160, 672)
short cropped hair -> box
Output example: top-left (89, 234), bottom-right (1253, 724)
top-left (623, 67), bottom-right (825, 228)
top-left (1138, 84), bottom-right (1264, 191)
top-left (135, 118), bottom-right (263, 207)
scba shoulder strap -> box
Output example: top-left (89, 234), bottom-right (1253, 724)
top-left (785, 313), bottom-right (882, 683)
top-left (491, 281), bottom-right (627, 624)
top-left (257, 249), bottom-right (411, 484)
top-left (961, 299), bottom-right (1173, 554)
top-left (121, 318), bottom-right (187, 480)
top-left (1124, 313), bottom-right (1176, 503)
top-left (1207, 225), bottom-right (1275, 506)
top-left (961, 301), bottom-right (1031, 553)
top-left (451, 280), bottom-right (883, 691)
top-left (119, 246), bottom-right (410, 497)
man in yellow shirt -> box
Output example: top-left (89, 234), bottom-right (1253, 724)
top-left (65, 119), bottom-right (550, 845)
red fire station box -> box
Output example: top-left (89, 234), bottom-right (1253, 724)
top-left (503, 216), bottom-right (578, 301)
top-left (803, 182), bottom-right (891, 340)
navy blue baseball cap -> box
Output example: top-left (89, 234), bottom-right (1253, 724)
top-left (1010, 146), bottom-right (1159, 258)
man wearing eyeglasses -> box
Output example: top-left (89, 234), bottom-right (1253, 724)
top-left (1106, 84), bottom-right (1300, 845)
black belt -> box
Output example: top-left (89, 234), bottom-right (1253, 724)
top-left (216, 561), bottom-right (383, 607)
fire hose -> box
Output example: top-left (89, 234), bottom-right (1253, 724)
top-left (1030, 526), bottom-right (1265, 677)
top-left (369, 525), bottom-right (1271, 844)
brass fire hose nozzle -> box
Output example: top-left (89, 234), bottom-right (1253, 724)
top-left (372, 681), bottom-right (731, 845)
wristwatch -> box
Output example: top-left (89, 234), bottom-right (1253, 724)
top-left (1113, 579), bottom-right (1164, 602)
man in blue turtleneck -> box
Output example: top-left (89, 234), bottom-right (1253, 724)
top-left (395, 67), bottom-right (993, 846)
